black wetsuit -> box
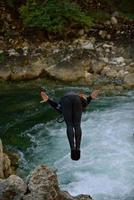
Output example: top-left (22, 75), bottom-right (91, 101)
top-left (47, 92), bottom-right (92, 150)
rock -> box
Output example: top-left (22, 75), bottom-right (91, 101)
top-left (10, 59), bottom-right (46, 81)
top-left (8, 49), bottom-right (19, 56)
top-left (111, 16), bottom-right (118, 25)
top-left (126, 63), bottom-right (134, 73)
top-left (106, 34), bottom-right (111, 40)
top-left (99, 30), bottom-right (107, 39)
top-left (101, 66), bottom-right (111, 75)
top-left (124, 73), bottom-right (134, 87)
top-left (23, 47), bottom-right (29, 56)
top-left (102, 44), bottom-right (112, 49)
top-left (0, 139), bottom-right (4, 178)
top-left (23, 165), bottom-right (93, 200)
top-left (81, 42), bottom-right (94, 50)
top-left (0, 139), bottom-right (19, 179)
top-left (91, 61), bottom-right (106, 74)
top-left (24, 165), bottom-right (60, 200)
top-left (45, 58), bottom-right (87, 82)
top-left (6, 13), bottom-right (12, 21)
top-left (85, 72), bottom-right (93, 85)
top-left (59, 191), bottom-right (92, 200)
top-left (75, 194), bottom-right (93, 200)
top-left (6, 151), bottom-right (20, 173)
top-left (105, 20), bottom-right (111, 25)
top-left (112, 11), bottom-right (119, 18)
top-left (0, 50), bottom-right (4, 54)
top-left (78, 29), bottom-right (85, 36)
top-left (117, 70), bottom-right (127, 78)
top-left (106, 69), bottom-right (118, 78)
top-left (111, 57), bottom-right (125, 65)
top-left (3, 153), bottom-right (12, 178)
top-left (0, 175), bottom-right (27, 200)
top-left (59, 191), bottom-right (74, 200)
top-left (0, 69), bottom-right (11, 80)
top-left (100, 57), bottom-right (109, 63)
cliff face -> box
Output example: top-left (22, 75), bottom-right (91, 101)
top-left (0, 139), bottom-right (92, 200)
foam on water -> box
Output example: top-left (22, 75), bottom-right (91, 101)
top-left (20, 92), bottom-right (134, 200)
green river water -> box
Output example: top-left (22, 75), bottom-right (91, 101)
top-left (0, 82), bottom-right (134, 200)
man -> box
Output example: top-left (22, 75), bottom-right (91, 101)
top-left (40, 89), bottom-right (99, 160)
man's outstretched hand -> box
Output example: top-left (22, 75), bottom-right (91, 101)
top-left (40, 91), bottom-right (49, 102)
top-left (90, 90), bottom-right (99, 99)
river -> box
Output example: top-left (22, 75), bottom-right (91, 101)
top-left (0, 83), bottom-right (134, 200)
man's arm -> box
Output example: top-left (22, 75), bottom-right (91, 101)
top-left (80, 90), bottom-right (99, 109)
top-left (40, 91), bottom-right (62, 114)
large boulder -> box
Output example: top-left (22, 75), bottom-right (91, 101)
top-left (10, 59), bottom-right (47, 81)
top-left (23, 165), bottom-right (60, 200)
top-left (0, 175), bottom-right (27, 200)
top-left (45, 58), bottom-right (89, 82)
top-left (23, 165), bottom-right (93, 200)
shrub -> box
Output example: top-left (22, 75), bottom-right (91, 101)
top-left (20, 0), bottom-right (93, 33)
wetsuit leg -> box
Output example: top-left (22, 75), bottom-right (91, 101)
top-left (72, 96), bottom-right (82, 150)
top-left (61, 95), bottom-right (82, 151)
top-left (61, 96), bottom-right (75, 150)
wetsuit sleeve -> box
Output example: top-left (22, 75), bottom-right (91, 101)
top-left (81, 95), bottom-right (92, 109)
top-left (47, 99), bottom-right (62, 114)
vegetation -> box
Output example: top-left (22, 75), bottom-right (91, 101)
top-left (3, 0), bottom-right (134, 35)
top-left (20, 0), bottom-right (93, 33)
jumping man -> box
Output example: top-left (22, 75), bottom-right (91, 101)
top-left (40, 89), bottom-right (99, 160)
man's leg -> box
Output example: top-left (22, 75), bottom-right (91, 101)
top-left (73, 96), bottom-right (82, 150)
top-left (61, 96), bottom-right (75, 150)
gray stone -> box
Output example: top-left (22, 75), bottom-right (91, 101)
top-left (82, 42), bottom-right (94, 50)
top-left (23, 47), bottom-right (29, 56)
top-left (111, 16), bottom-right (118, 25)
top-left (99, 30), bottom-right (107, 39)
top-left (124, 73), bottom-right (134, 87)
top-left (110, 57), bottom-right (125, 65)
top-left (8, 49), bottom-right (19, 56)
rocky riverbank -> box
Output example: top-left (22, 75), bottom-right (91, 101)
top-left (0, 38), bottom-right (134, 89)
top-left (0, 5), bottom-right (134, 90)
top-left (0, 139), bottom-right (92, 200)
